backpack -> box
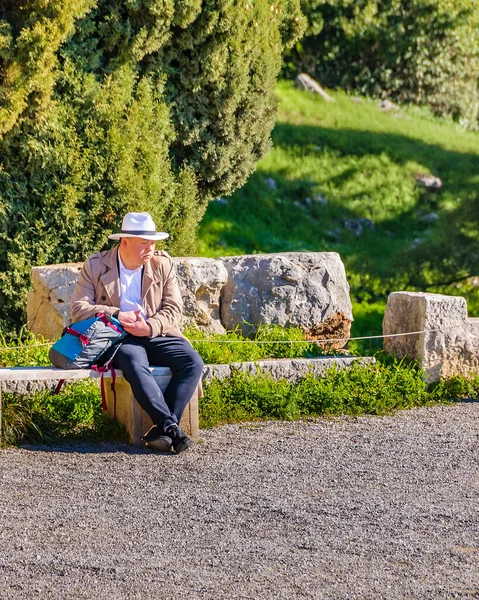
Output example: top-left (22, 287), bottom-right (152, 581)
top-left (49, 313), bottom-right (126, 369)
top-left (49, 313), bottom-right (127, 416)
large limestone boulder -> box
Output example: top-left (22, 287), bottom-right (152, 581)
top-left (27, 264), bottom-right (83, 340)
top-left (383, 291), bottom-right (479, 381)
top-left (174, 257), bottom-right (228, 334)
top-left (28, 257), bottom-right (228, 339)
top-left (27, 252), bottom-right (354, 346)
top-left (220, 252), bottom-right (353, 347)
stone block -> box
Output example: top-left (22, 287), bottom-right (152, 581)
top-left (201, 357), bottom-right (374, 384)
top-left (383, 292), bottom-right (479, 381)
top-left (220, 252), bottom-right (353, 347)
top-left (27, 264), bottom-right (83, 339)
top-left (174, 257), bottom-right (228, 334)
top-left (231, 357), bottom-right (374, 383)
top-left (27, 257), bottom-right (228, 339)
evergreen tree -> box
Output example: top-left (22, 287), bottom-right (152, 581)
top-left (0, 0), bottom-right (304, 334)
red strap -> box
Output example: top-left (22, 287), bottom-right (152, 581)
top-left (54, 379), bottom-right (65, 395)
top-left (97, 313), bottom-right (123, 334)
top-left (111, 367), bottom-right (117, 419)
top-left (97, 313), bottom-right (109, 326)
top-left (107, 322), bottom-right (123, 334)
top-left (63, 327), bottom-right (90, 346)
top-left (92, 364), bottom-right (116, 418)
top-left (99, 372), bottom-right (108, 412)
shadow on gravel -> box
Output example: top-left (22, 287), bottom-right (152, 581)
top-left (18, 442), bottom-right (175, 455)
top-left (451, 397), bottom-right (479, 404)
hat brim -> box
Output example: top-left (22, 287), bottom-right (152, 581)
top-left (108, 232), bottom-right (169, 241)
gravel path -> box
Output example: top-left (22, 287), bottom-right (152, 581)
top-left (1, 403), bottom-right (479, 600)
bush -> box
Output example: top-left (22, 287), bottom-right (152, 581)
top-left (287, 0), bottom-right (479, 123)
top-left (199, 358), bottom-right (451, 428)
top-left (0, 0), bottom-right (305, 335)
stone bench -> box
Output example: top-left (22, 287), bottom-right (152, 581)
top-left (0, 367), bottom-right (199, 447)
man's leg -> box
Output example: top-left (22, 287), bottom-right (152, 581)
top-left (112, 339), bottom-right (178, 430)
top-left (143, 336), bottom-right (204, 424)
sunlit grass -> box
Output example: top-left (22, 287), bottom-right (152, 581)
top-left (197, 80), bottom-right (479, 338)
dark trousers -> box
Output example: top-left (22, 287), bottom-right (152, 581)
top-left (112, 335), bottom-right (204, 431)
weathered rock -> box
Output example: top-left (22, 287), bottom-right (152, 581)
top-left (174, 257), bottom-right (228, 334)
top-left (295, 73), bottom-right (334, 102)
top-left (220, 252), bottom-right (353, 347)
top-left (27, 264), bottom-right (83, 340)
top-left (28, 252), bottom-right (354, 346)
top-left (418, 212), bottom-right (439, 224)
top-left (264, 177), bottom-right (277, 191)
top-left (342, 218), bottom-right (375, 237)
top-left (28, 257), bottom-right (228, 339)
top-left (378, 99), bottom-right (399, 112)
top-left (201, 357), bottom-right (374, 384)
top-left (415, 174), bottom-right (442, 190)
top-left (383, 291), bottom-right (479, 381)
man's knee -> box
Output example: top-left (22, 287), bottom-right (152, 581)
top-left (114, 343), bottom-right (148, 369)
top-left (190, 350), bottom-right (204, 378)
top-left (179, 347), bottom-right (204, 378)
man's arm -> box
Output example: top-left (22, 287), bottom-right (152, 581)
top-left (70, 257), bottom-right (120, 322)
top-left (145, 257), bottom-right (183, 338)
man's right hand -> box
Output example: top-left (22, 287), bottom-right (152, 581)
top-left (118, 311), bottom-right (139, 326)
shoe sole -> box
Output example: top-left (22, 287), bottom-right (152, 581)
top-left (173, 440), bottom-right (194, 454)
top-left (144, 438), bottom-right (173, 452)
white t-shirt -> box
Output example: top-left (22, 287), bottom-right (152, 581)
top-left (118, 253), bottom-right (146, 320)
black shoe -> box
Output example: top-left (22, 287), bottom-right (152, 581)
top-left (165, 424), bottom-right (193, 454)
top-left (142, 425), bottom-right (172, 452)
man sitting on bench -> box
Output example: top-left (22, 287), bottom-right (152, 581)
top-left (71, 211), bottom-right (204, 454)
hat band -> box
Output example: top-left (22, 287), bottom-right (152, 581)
top-left (120, 229), bottom-right (157, 235)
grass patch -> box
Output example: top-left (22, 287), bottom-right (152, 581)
top-left (0, 329), bottom-right (50, 367)
top-left (197, 80), bottom-right (479, 339)
top-left (199, 357), bottom-right (476, 429)
top-left (185, 323), bottom-right (327, 364)
top-left (1, 380), bottom-right (129, 447)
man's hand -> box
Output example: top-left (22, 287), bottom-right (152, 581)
top-left (118, 310), bottom-right (139, 326)
top-left (121, 310), bottom-right (152, 337)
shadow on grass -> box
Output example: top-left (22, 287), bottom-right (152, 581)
top-left (201, 121), bottom-right (479, 293)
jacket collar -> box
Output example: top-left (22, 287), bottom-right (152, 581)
top-left (99, 246), bottom-right (121, 306)
top-left (142, 254), bottom-right (162, 301)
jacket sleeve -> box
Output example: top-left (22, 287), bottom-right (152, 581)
top-left (70, 257), bottom-right (120, 323)
top-left (146, 257), bottom-right (183, 338)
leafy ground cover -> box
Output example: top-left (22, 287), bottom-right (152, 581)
top-left (2, 333), bottom-right (479, 446)
top-left (197, 81), bottom-right (479, 349)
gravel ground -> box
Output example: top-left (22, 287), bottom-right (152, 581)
top-left (1, 403), bottom-right (479, 600)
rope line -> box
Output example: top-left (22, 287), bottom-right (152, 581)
top-left (0, 328), bottom-right (445, 352)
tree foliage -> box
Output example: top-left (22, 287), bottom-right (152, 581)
top-left (0, 0), bottom-right (305, 334)
top-left (287, 0), bottom-right (479, 123)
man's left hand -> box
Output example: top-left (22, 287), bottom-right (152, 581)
top-left (123, 310), bottom-right (152, 337)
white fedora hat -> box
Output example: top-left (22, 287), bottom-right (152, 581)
top-left (108, 212), bottom-right (169, 241)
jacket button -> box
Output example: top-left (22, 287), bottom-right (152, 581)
top-left (101, 296), bottom-right (106, 301)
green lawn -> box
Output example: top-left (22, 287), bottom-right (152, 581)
top-left (197, 81), bottom-right (479, 346)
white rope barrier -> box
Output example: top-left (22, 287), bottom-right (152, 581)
top-left (0, 327), bottom-right (444, 352)
top-left (190, 329), bottom-right (440, 344)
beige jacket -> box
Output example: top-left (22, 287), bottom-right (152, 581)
top-left (71, 246), bottom-right (185, 340)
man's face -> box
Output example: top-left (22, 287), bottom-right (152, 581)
top-left (121, 237), bottom-right (156, 268)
